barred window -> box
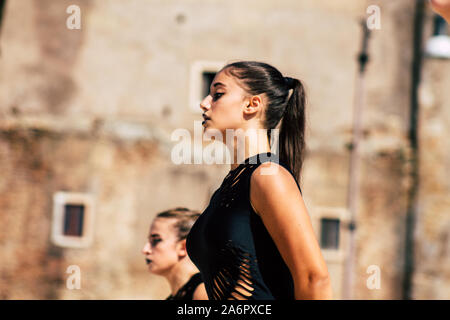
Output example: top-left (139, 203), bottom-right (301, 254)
top-left (320, 218), bottom-right (340, 250)
top-left (63, 204), bottom-right (85, 237)
top-left (189, 61), bottom-right (224, 112)
top-left (52, 192), bottom-right (94, 248)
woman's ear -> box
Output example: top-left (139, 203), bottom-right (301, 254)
top-left (244, 95), bottom-right (263, 116)
top-left (176, 239), bottom-right (188, 258)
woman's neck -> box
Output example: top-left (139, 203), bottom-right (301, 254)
top-left (165, 259), bottom-right (199, 296)
top-left (228, 127), bottom-right (271, 171)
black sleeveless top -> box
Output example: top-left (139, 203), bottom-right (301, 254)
top-left (166, 272), bottom-right (203, 300)
top-left (186, 152), bottom-right (302, 300)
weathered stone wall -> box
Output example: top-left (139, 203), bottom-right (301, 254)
top-left (414, 55), bottom-right (450, 299)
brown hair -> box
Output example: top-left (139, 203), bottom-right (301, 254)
top-left (156, 207), bottom-right (201, 240)
top-left (222, 61), bottom-right (306, 185)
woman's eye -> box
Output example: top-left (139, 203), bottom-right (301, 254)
top-left (212, 93), bottom-right (224, 101)
top-left (151, 239), bottom-right (162, 247)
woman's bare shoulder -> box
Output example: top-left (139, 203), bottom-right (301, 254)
top-left (251, 162), bottom-right (299, 194)
top-left (192, 282), bottom-right (208, 300)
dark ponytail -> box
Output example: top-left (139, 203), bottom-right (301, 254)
top-left (279, 77), bottom-right (306, 183)
top-left (221, 61), bottom-right (306, 185)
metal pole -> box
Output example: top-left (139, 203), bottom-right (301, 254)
top-left (343, 20), bottom-right (371, 300)
top-left (402, 0), bottom-right (425, 300)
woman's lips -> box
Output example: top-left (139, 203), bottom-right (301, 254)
top-left (202, 114), bottom-right (211, 125)
top-left (145, 259), bottom-right (152, 264)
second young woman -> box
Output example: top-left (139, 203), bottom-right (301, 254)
top-left (142, 207), bottom-right (208, 300)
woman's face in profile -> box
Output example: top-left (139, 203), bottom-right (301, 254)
top-left (141, 218), bottom-right (182, 276)
top-left (200, 69), bottom-right (250, 137)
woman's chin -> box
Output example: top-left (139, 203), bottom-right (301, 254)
top-left (147, 263), bottom-right (157, 272)
top-left (148, 266), bottom-right (160, 275)
top-left (203, 124), bottom-right (222, 135)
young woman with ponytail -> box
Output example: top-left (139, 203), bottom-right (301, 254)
top-left (186, 61), bottom-right (332, 300)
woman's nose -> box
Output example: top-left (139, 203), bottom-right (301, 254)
top-left (142, 242), bottom-right (152, 254)
top-left (200, 95), bottom-right (212, 112)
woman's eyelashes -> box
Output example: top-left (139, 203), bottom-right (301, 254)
top-left (212, 92), bottom-right (224, 101)
top-left (150, 238), bottom-right (162, 247)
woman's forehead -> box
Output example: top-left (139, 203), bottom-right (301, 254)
top-left (211, 69), bottom-right (243, 91)
top-left (150, 217), bottom-right (177, 233)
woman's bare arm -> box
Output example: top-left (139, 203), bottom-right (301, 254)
top-left (250, 162), bottom-right (333, 300)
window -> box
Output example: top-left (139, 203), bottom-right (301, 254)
top-left (202, 71), bottom-right (217, 100)
top-left (52, 192), bottom-right (94, 248)
top-left (433, 15), bottom-right (448, 37)
top-left (63, 204), bottom-right (85, 237)
top-left (320, 218), bottom-right (340, 249)
top-left (189, 61), bottom-right (225, 112)
top-left (311, 206), bottom-right (349, 299)
top-left (311, 206), bottom-right (349, 253)
top-left (310, 206), bottom-right (351, 299)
